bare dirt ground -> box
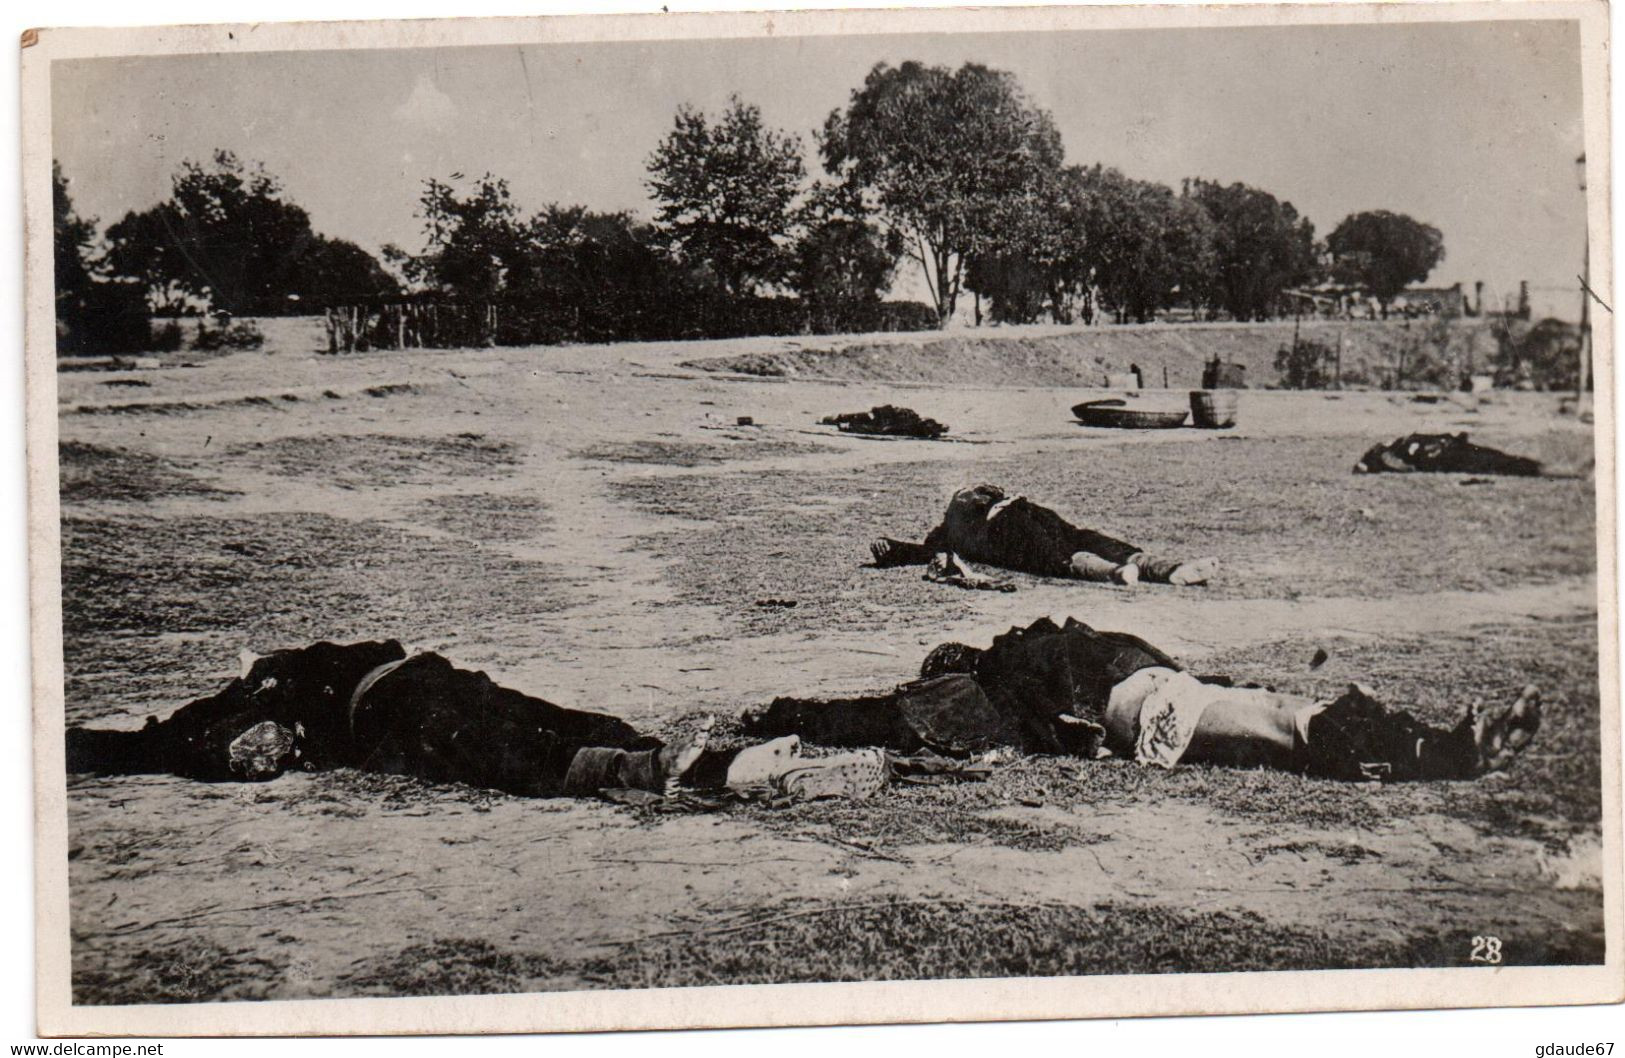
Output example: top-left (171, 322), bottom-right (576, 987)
top-left (52, 328), bottom-right (1603, 1002)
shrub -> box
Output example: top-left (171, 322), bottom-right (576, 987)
top-left (56, 281), bottom-right (157, 356)
top-left (1274, 338), bottom-right (1337, 389)
top-left (192, 318), bottom-right (265, 352)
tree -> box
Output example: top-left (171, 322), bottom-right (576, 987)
top-left (525, 204), bottom-right (697, 342)
top-left (646, 95), bottom-right (806, 296)
top-left (791, 183), bottom-right (902, 333)
top-left (396, 174), bottom-right (531, 299)
top-left (964, 167), bottom-right (1076, 325)
top-left (104, 151), bottom-right (396, 314)
top-left (104, 204), bottom-right (194, 314)
top-left (821, 61), bottom-right (1065, 326)
top-left (1327, 210), bottom-right (1445, 317)
top-left (1186, 179), bottom-right (1320, 321)
top-left (55, 161), bottom-right (162, 354)
top-left (288, 236), bottom-right (399, 305)
top-left (966, 166), bottom-right (1219, 326)
top-left (1068, 167), bottom-right (1217, 324)
top-left (53, 162), bottom-right (97, 305)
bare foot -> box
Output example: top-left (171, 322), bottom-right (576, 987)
top-left (1473, 685), bottom-right (1542, 774)
top-left (1114, 563), bottom-right (1140, 587)
top-left (658, 715), bottom-right (714, 795)
top-left (1169, 557), bottom-right (1220, 586)
top-left (870, 538), bottom-right (897, 566)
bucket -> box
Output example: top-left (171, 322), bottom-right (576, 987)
top-left (1189, 390), bottom-right (1238, 429)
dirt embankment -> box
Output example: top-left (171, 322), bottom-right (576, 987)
top-left (683, 319), bottom-right (1506, 389)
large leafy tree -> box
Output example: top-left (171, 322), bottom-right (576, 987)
top-left (390, 174), bottom-right (532, 299)
top-left (791, 182), bottom-right (902, 333)
top-left (525, 204), bottom-right (695, 342)
top-left (105, 151), bottom-right (395, 314)
top-left (1065, 166), bottom-right (1217, 324)
top-left (103, 204), bottom-right (194, 314)
top-left (646, 95), bottom-right (806, 296)
top-left (288, 236), bottom-right (399, 305)
top-left (964, 168), bottom-right (1077, 324)
top-left (821, 61), bottom-right (1065, 326)
top-left (1186, 179), bottom-right (1320, 321)
top-left (967, 166), bottom-right (1217, 326)
top-left (1327, 210), bottom-right (1445, 316)
top-left (387, 175), bottom-right (715, 343)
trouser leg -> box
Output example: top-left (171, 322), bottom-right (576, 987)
top-left (65, 722), bottom-right (170, 775)
top-left (1296, 684), bottom-right (1476, 781)
top-left (1071, 548), bottom-right (1186, 584)
top-left (1068, 551), bottom-right (1125, 582)
top-left (1129, 553), bottom-right (1184, 583)
top-left (351, 652), bottom-right (659, 797)
top-left (1067, 526), bottom-right (1142, 567)
top-left (560, 744), bottom-right (674, 796)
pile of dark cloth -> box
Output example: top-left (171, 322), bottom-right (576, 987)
top-left (1354, 433), bottom-right (1543, 477)
top-left (821, 405), bottom-right (948, 439)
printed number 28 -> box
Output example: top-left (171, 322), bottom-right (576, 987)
top-left (1470, 935), bottom-right (1503, 964)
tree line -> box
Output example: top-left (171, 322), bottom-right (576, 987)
top-left (55, 59), bottom-right (1447, 353)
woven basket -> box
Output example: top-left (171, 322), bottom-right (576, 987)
top-left (1189, 390), bottom-right (1238, 429)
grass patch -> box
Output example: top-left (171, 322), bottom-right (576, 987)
top-left (747, 779), bottom-right (1082, 853)
top-left (338, 896), bottom-right (1604, 999)
top-left (338, 938), bottom-right (568, 997)
top-left (74, 939), bottom-right (284, 1005)
top-left (412, 493), bottom-right (551, 543)
top-left (575, 438), bottom-right (826, 467)
top-left (59, 511), bottom-right (577, 724)
top-left (612, 436), bottom-right (1594, 637)
top-left (59, 442), bottom-right (236, 504)
top-left (225, 432), bottom-right (518, 490)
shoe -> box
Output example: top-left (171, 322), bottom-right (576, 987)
top-left (1169, 557), bottom-right (1219, 586)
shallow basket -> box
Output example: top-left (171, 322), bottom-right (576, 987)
top-left (1072, 400), bottom-right (1189, 430)
top-left (1189, 390), bottom-right (1239, 429)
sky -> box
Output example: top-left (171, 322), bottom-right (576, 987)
top-left (50, 18), bottom-right (1589, 317)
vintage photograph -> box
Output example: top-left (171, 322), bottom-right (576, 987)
top-left (24, 0), bottom-right (1620, 1035)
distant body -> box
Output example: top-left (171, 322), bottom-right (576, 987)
top-left (1354, 433), bottom-right (1544, 477)
top-left (871, 484), bottom-right (1219, 587)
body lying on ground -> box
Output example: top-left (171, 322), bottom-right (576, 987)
top-left (63, 641), bottom-right (875, 799)
top-left (66, 621), bottom-right (1539, 799)
top-left (821, 405), bottom-right (948, 439)
top-left (1354, 433), bottom-right (1545, 477)
top-left (871, 483), bottom-right (1219, 587)
top-left (744, 616), bottom-right (1541, 782)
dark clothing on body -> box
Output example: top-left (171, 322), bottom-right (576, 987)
top-left (745, 617), bottom-right (1482, 781)
top-left (1299, 683), bottom-right (1478, 782)
top-left (924, 497), bottom-right (1142, 576)
top-left (66, 641), bottom-right (661, 796)
top-left (821, 405), bottom-right (948, 439)
top-left (745, 617), bottom-right (1183, 757)
top-left (1354, 433), bottom-right (1544, 477)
